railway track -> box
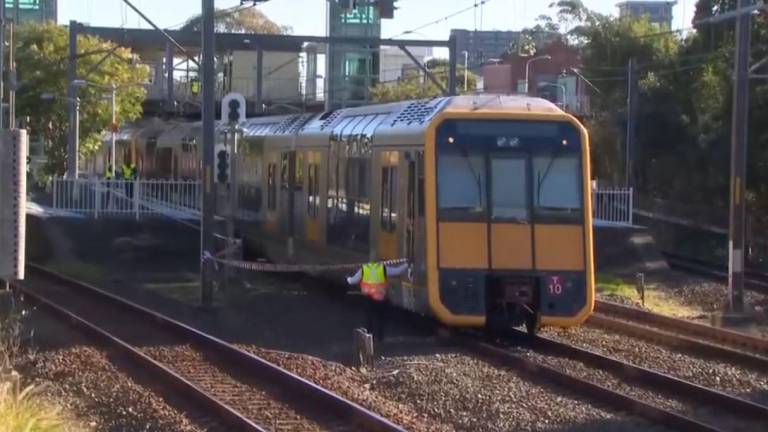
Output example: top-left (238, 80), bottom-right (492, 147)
top-left (18, 264), bottom-right (405, 432)
top-left (453, 329), bottom-right (768, 432)
top-left (663, 252), bottom-right (768, 296)
top-left (594, 300), bottom-right (768, 359)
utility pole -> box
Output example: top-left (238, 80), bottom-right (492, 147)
top-left (201, 0), bottom-right (216, 306)
top-left (67, 21), bottom-right (78, 178)
top-left (625, 57), bottom-right (639, 190)
top-left (0, 0), bottom-right (5, 131)
top-left (9, 20), bottom-right (15, 128)
top-left (727, 0), bottom-right (751, 315)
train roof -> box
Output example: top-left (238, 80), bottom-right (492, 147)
top-left (109, 95), bottom-right (565, 150)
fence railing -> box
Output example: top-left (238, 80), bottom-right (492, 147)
top-left (51, 177), bottom-right (633, 226)
top-left (52, 177), bottom-right (201, 220)
top-left (592, 187), bottom-right (633, 226)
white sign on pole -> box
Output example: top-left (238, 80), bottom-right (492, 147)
top-left (0, 129), bottom-right (27, 280)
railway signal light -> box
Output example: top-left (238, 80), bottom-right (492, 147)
top-left (216, 147), bottom-right (230, 184)
top-left (0, 130), bottom-right (27, 281)
top-left (379, 0), bottom-right (396, 19)
top-left (222, 92), bottom-right (246, 125)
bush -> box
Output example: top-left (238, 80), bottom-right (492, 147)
top-left (0, 374), bottom-right (69, 432)
top-left (0, 302), bottom-right (73, 432)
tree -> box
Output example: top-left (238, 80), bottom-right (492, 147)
top-left (370, 61), bottom-right (478, 103)
top-left (180, 6), bottom-right (290, 34)
top-left (16, 22), bottom-right (149, 176)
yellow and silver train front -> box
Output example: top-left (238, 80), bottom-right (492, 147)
top-left (425, 109), bottom-right (594, 332)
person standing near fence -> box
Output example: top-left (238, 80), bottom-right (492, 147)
top-left (122, 162), bottom-right (136, 199)
top-left (103, 164), bottom-right (113, 209)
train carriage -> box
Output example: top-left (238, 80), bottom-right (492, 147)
top-left (108, 94), bottom-right (595, 333)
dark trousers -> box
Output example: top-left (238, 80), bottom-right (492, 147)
top-left (366, 298), bottom-right (387, 342)
top-left (125, 181), bottom-right (134, 200)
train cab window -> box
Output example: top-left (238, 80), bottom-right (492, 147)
top-left (267, 163), bottom-right (277, 211)
top-left (437, 150), bottom-right (486, 220)
top-left (491, 157), bottom-right (529, 222)
top-left (380, 166), bottom-right (397, 232)
top-left (532, 154), bottom-right (582, 221)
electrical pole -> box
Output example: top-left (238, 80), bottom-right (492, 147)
top-left (727, 0), bottom-right (751, 315)
top-left (9, 20), bottom-right (15, 128)
top-left (201, 0), bottom-right (216, 306)
top-left (67, 21), bottom-right (78, 179)
top-left (625, 57), bottom-right (638, 190)
top-left (0, 0), bottom-right (5, 131)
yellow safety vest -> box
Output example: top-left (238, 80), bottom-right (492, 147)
top-left (361, 263), bottom-right (387, 302)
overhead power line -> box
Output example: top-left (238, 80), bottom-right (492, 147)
top-left (388, 0), bottom-right (495, 39)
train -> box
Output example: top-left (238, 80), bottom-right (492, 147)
top-left (93, 95), bottom-right (595, 334)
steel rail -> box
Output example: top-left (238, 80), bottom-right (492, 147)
top-left (20, 286), bottom-right (265, 432)
top-left (447, 331), bottom-right (721, 432)
top-left (596, 300), bottom-right (768, 356)
top-left (23, 263), bottom-right (406, 432)
top-left (663, 252), bottom-right (768, 295)
top-left (526, 331), bottom-right (768, 422)
top-left (587, 313), bottom-right (768, 369)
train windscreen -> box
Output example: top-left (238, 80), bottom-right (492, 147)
top-left (436, 120), bottom-right (584, 223)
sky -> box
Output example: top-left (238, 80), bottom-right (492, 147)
top-left (60, 0), bottom-right (697, 39)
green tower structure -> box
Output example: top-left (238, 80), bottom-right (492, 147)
top-left (326, 0), bottom-right (394, 109)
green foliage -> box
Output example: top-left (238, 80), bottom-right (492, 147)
top-left (16, 22), bottom-right (149, 177)
top-left (180, 7), bottom-right (289, 34)
top-left (370, 62), bottom-right (478, 103)
top-left (0, 375), bottom-right (71, 432)
top-left (544, 0), bottom-right (768, 234)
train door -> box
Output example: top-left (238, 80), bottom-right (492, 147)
top-left (264, 152), bottom-right (280, 235)
top-left (279, 152), bottom-right (292, 237)
top-left (305, 151), bottom-right (323, 244)
top-left (377, 150), bottom-right (399, 260)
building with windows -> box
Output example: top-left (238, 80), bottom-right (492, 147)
top-left (481, 40), bottom-right (590, 116)
top-left (450, 29), bottom-right (559, 72)
top-left (3, 0), bottom-right (57, 23)
top-left (379, 46), bottom-right (433, 84)
top-left (617, 1), bottom-right (677, 28)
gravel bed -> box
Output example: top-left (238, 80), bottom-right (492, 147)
top-left (24, 347), bottom-right (207, 432)
top-left (244, 344), bottom-right (666, 432)
top-left (144, 345), bottom-right (329, 432)
top-left (332, 350), bottom-right (657, 432)
top-left (239, 344), bottom-right (453, 432)
top-left (641, 271), bottom-right (768, 316)
top-left (521, 340), bottom-right (767, 432)
top-left (542, 325), bottom-right (768, 405)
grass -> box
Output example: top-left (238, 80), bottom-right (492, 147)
top-left (1, 312), bottom-right (77, 432)
top-left (0, 374), bottom-right (73, 432)
top-left (143, 281), bottom-right (202, 306)
top-left (596, 273), bottom-right (701, 318)
top-left (46, 260), bottom-right (107, 286)
top-left (596, 275), bottom-right (638, 299)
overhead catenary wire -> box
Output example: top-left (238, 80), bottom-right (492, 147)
top-left (387, 0), bottom-right (495, 39)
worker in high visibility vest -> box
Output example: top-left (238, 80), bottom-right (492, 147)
top-left (103, 164), bottom-right (114, 209)
top-left (346, 261), bottom-right (410, 342)
top-left (122, 162), bottom-right (137, 199)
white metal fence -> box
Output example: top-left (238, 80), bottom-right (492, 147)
top-left (51, 178), bottom-right (633, 226)
top-left (592, 187), bottom-right (633, 226)
top-left (52, 177), bottom-right (201, 220)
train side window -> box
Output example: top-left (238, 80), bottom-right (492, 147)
top-left (295, 152), bottom-right (304, 191)
top-left (417, 151), bottom-right (424, 217)
top-left (307, 163), bottom-right (319, 218)
top-left (267, 163), bottom-right (277, 211)
top-left (280, 153), bottom-right (289, 190)
top-left (380, 165), bottom-right (397, 232)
